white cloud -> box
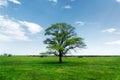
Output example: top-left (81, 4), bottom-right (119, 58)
top-left (0, 15), bottom-right (43, 41)
top-left (0, 34), bottom-right (11, 41)
top-left (0, 15), bottom-right (29, 41)
top-left (49, 0), bottom-right (58, 4)
top-left (105, 40), bottom-right (120, 45)
top-left (115, 32), bottom-right (120, 35)
top-left (63, 5), bottom-right (71, 9)
top-left (116, 0), bottom-right (120, 3)
top-left (8, 0), bottom-right (21, 4)
top-left (102, 28), bottom-right (116, 33)
top-left (0, 0), bottom-right (20, 7)
top-left (75, 21), bottom-right (85, 26)
top-left (19, 21), bottom-right (43, 34)
top-left (0, 0), bottom-right (8, 6)
top-left (102, 28), bottom-right (120, 35)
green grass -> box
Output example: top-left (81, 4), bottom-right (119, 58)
top-left (0, 56), bottom-right (120, 80)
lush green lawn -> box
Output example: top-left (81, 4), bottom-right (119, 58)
top-left (0, 56), bottom-right (120, 80)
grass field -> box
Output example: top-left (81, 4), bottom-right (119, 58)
top-left (0, 56), bottom-right (120, 80)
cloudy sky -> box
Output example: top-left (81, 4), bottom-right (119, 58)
top-left (0, 0), bottom-right (120, 55)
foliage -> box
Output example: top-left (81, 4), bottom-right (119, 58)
top-left (44, 23), bottom-right (86, 63)
top-left (0, 56), bottom-right (120, 80)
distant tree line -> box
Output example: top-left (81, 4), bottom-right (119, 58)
top-left (0, 53), bottom-right (12, 57)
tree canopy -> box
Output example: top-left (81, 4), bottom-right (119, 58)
top-left (44, 23), bottom-right (86, 63)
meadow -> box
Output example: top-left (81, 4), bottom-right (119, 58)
top-left (0, 56), bottom-right (120, 80)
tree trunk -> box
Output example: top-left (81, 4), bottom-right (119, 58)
top-left (59, 51), bottom-right (62, 63)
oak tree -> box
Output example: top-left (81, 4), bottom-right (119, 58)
top-left (44, 23), bottom-right (86, 63)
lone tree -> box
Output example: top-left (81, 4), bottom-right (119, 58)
top-left (44, 23), bottom-right (86, 63)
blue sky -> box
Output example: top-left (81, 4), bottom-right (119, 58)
top-left (0, 0), bottom-right (120, 55)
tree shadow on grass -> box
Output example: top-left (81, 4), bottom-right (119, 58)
top-left (40, 61), bottom-right (69, 64)
top-left (39, 61), bottom-right (87, 67)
